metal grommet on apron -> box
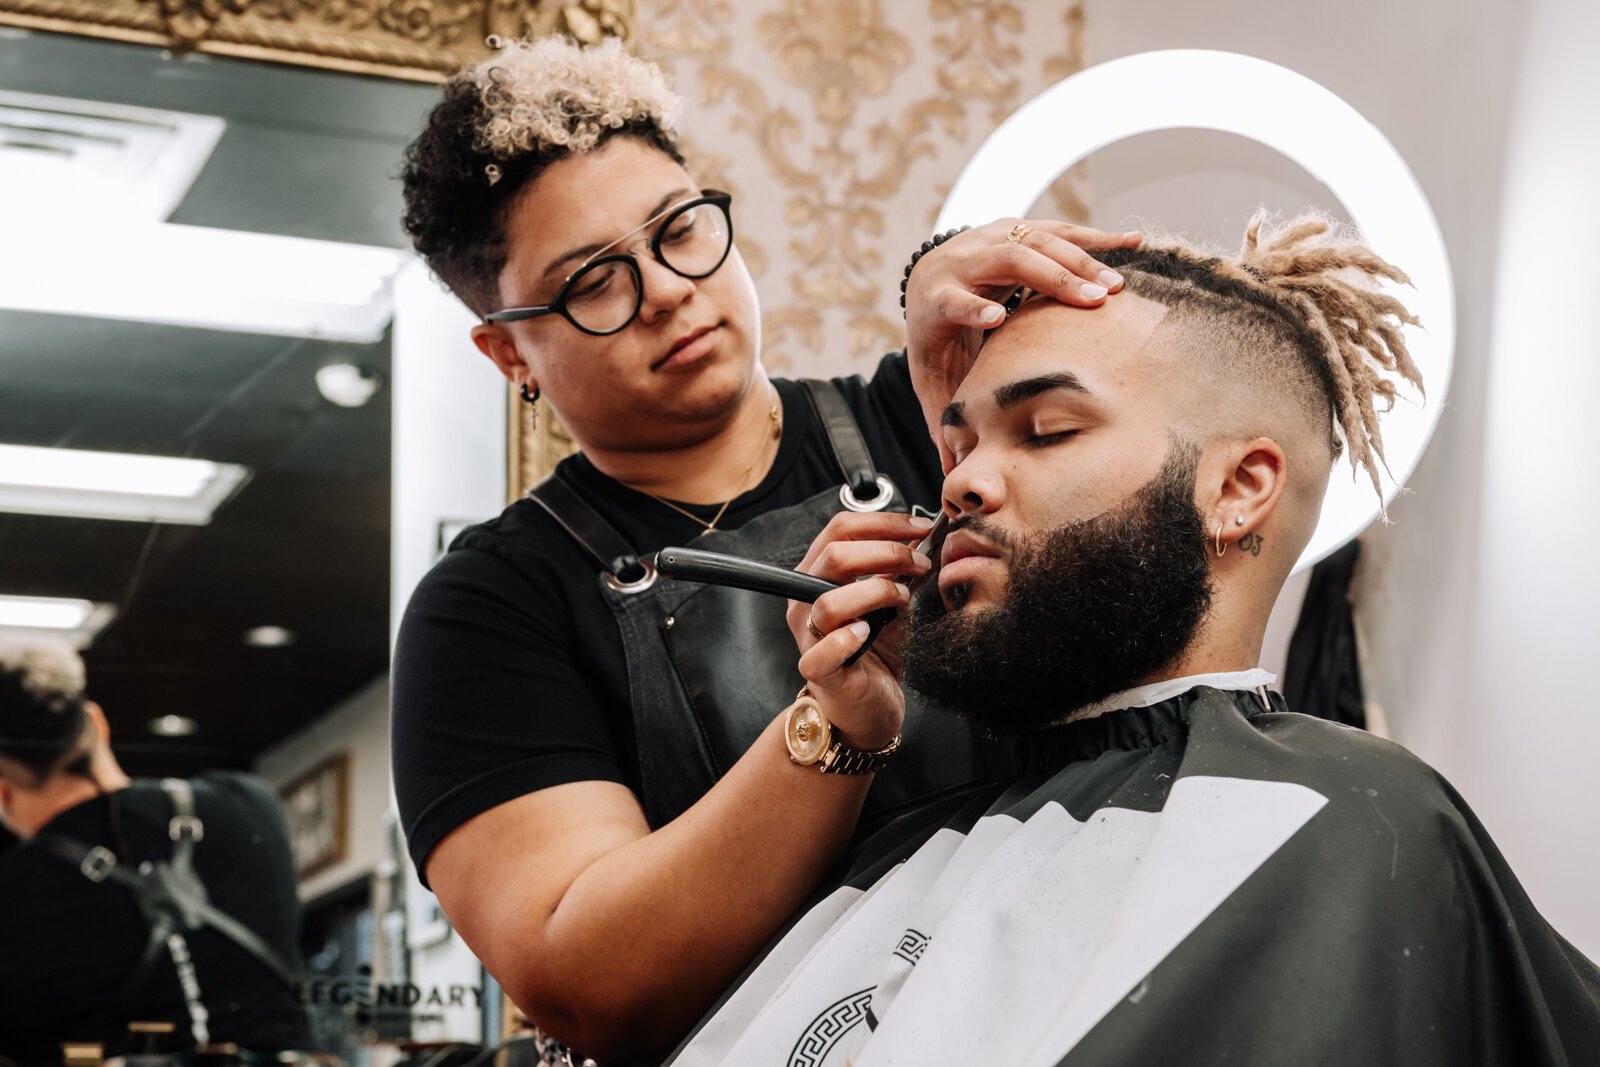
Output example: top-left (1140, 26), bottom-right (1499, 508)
top-left (527, 379), bottom-right (992, 834)
top-left (601, 557), bottom-right (658, 594)
top-left (839, 475), bottom-right (895, 513)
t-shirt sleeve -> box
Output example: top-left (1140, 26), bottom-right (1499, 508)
top-left (391, 543), bottom-right (629, 885)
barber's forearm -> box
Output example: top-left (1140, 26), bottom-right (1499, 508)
top-left (524, 713), bottom-right (871, 1057)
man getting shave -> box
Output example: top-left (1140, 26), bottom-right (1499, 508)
top-left (668, 214), bottom-right (1600, 1066)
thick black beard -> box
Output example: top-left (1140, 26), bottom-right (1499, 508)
top-left (902, 443), bottom-right (1214, 736)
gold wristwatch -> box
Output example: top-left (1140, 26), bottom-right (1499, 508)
top-left (783, 687), bottom-right (902, 774)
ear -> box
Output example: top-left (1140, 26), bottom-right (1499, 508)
top-left (85, 701), bottom-right (111, 744)
top-left (1203, 436), bottom-right (1286, 551)
top-left (471, 323), bottom-right (536, 393)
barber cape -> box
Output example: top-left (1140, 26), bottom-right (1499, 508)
top-left (670, 679), bottom-right (1600, 1066)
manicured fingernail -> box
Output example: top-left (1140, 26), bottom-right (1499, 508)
top-left (1098, 270), bottom-right (1122, 288)
top-left (895, 583), bottom-right (912, 600)
top-left (912, 551), bottom-right (933, 570)
top-left (980, 305), bottom-right (1005, 325)
top-left (849, 620), bottom-right (871, 639)
top-left (1081, 283), bottom-right (1108, 300)
top-left (1123, 230), bottom-right (1142, 238)
top-left (908, 515), bottom-right (935, 530)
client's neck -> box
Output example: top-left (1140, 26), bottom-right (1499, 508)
top-left (1140, 598), bottom-right (1272, 685)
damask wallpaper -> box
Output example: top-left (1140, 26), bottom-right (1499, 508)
top-left (639, 0), bottom-right (1090, 378)
top-left (515, 0), bottom-right (1092, 490)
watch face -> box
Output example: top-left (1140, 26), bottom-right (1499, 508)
top-left (785, 699), bottom-right (831, 765)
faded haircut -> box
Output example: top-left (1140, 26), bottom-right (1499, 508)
top-left (0, 640), bottom-right (89, 783)
top-left (1100, 212), bottom-right (1424, 505)
top-left (400, 36), bottom-right (685, 316)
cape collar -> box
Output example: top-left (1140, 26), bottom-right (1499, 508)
top-left (1003, 674), bottom-right (1290, 773)
top-left (1065, 668), bottom-right (1278, 725)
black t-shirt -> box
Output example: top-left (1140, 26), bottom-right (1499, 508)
top-left (392, 354), bottom-right (941, 883)
top-left (0, 770), bottom-right (310, 1061)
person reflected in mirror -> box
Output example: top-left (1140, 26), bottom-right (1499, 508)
top-left (0, 641), bottom-right (311, 1062)
top-left (671, 214), bottom-right (1600, 1065)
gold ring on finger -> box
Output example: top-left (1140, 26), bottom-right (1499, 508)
top-left (806, 613), bottom-right (824, 640)
top-left (1006, 223), bottom-right (1032, 244)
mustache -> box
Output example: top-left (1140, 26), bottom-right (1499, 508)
top-left (914, 513), bottom-right (1013, 617)
top-left (944, 514), bottom-right (1019, 557)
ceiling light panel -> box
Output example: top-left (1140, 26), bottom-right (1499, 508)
top-left (0, 90), bottom-right (225, 223)
top-left (0, 594), bottom-right (116, 650)
top-left (0, 220), bottom-right (409, 343)
top-left (0, 443), bottom-right (251, 524)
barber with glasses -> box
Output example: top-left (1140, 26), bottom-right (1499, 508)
top-left (391, 36), bottom-right (1135, 1065)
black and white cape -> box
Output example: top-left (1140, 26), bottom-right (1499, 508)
top-left (670, 684), bottom-right (1600, 1066)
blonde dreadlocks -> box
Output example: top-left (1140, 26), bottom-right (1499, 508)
top-left (1100, 211), bottom-right (1424, 505)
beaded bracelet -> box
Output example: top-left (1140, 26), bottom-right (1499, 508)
top-left (899, 226), bottom-right (970, 317)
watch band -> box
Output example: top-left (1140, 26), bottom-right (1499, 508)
top-left (819, 732), bottom-right (902, 775)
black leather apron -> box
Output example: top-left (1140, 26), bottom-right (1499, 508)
top-left (530, 380), bottom-right (991, 834)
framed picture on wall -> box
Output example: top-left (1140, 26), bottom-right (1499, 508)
top-left (280, 752), bottom-right (350, 879)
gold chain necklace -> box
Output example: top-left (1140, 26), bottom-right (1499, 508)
top-left (646, 389), bottom-right (782, 533)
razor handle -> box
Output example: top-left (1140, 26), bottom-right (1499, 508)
top-left (654, 546), bottom-right (895, 667)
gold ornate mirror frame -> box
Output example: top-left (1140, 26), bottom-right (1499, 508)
top-left (0, 0), bottom-right (633, 81)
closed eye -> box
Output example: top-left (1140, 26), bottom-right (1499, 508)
top-left (1025, 430), bottom-right (1079, 447)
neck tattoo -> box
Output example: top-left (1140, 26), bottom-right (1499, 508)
top-left (646, 386), bottom-right (782, 533)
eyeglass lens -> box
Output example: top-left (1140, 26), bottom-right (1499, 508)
top-left (564, 199), bottom-right (731, 334)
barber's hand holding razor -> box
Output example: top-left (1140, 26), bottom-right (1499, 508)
top-left (904, 219), bottom-right (1141, 471)
top-left (786, 511), bottom-right (936, 749)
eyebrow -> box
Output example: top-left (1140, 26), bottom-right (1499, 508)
top-left (539, 187), bottom-right (697, 282)
top-left (995, 371), bottom-right (1091, 409)
top-left (941, 371), bottom-right (1092, 428)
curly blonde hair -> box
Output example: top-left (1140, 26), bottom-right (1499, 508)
top-left (0, 639), bottom-right (89, 781)
top-left (471, 35), bottom-right (681, 160)
top-left (401, 36), bottom-right (687, 314)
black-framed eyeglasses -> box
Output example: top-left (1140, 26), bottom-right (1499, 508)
top-left (484, 190), bottom-right (735, 336)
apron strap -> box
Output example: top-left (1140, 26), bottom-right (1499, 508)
top-left (154, 779), bottom-right (300, 989)
top-left (162, 777), bottom-right (200, 870)
top-left (32, 783), bottom-right (302, 1008)
top-left (529, 380), bottom-right (889, 575)
top-left (798, 379), bottom-right (882, 500)
top-left (527, 473), bottom-right (649, 584)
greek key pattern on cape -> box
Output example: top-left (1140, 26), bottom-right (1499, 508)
top-left (787, 987), bottom-right (874, 1067)
top-left (892, 927), bottom-right (930, 966)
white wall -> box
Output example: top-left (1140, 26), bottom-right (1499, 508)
top-left (391, 259), bottom-right (511, 1041)
top-left (391, 258), bottom-right (508, 645)
top-left (255, 674), bottom-right (392, 904)
top-left (1461, 0), bottom-right (1600, 955)
top-left (1082, 0), bottom-right (1598, 957)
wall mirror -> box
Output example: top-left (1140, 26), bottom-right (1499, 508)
top-left (0, 21), bottom-right (513, 1057)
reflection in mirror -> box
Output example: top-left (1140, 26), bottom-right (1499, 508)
top-left (0, 29), bottom-right (499, 1062)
